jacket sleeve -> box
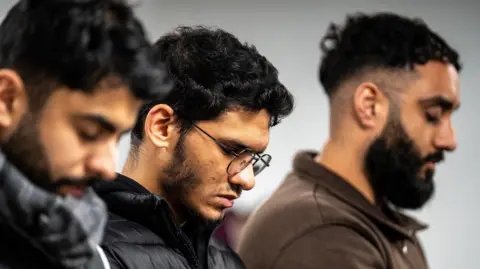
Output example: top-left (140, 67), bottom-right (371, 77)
top-left (270, 225), bottom-right (386, 269)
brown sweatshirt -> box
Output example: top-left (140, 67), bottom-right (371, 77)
top-left (237, 151), bottom-right (429, 269)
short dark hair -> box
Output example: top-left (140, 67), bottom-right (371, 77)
top-left (131, 25), bottom-right (294, 145)
top-left (319, 12), bottom-right (461, 97)
top-left (0, 0), bottom-right (171, 109)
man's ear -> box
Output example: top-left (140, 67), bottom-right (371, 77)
top-left (144, 104), bottom-right (177, 149)
top-left (352, 82), bottom-right (388, 130)
top-left (0, 69), bottom-right (27, 140)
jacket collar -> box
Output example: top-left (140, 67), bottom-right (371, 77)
top-left (293, 151), bottom-right (428, 239)
top-left (94, 174), bottom-right (219, 244)
top-left (0, 152), bottom-right (107, 269)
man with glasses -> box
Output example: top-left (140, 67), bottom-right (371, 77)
top-left (192, 124), bottom-right (273, 177)
top-left (93, 25), bottom-right (294, 269)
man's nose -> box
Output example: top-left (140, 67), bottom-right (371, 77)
top-left (434, 122), bottom-right (457, 152)
top-left (229, 164), bottom-right (256, 191)
top-left (85, 142), bottom-right (117, 180)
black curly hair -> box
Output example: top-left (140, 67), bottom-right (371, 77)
top-left (319, 12), bottom-right (461, 98)
top-left (0, 0), bottom-right (171, 111)
top-left (130, 25), bottom-right (294, 145)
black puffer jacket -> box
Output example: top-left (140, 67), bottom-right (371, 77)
top-left (0, 225), bottom-right (108, 269)
top-left (94, 174), bottom-right (245, 269)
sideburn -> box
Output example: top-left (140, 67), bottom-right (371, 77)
top-left (161, 132), bottom-right (200, 220)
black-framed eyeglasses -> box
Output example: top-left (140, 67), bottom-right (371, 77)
top-left (192, 124), bottom-right (272, 177)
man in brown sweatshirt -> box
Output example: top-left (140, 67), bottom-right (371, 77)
top-left (237, 12), bottom-right (461, 269)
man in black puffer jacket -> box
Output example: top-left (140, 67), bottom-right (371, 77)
top-left (95, 174), bottom-right (245, 269)
top-left (93, 26), bottom-right (295, 269)
top-left (0, 0), bottom-right (171, 268)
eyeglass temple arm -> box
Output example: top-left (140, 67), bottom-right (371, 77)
top-left (193, 124), bottom-right (236, 154)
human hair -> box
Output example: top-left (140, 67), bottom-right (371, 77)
top-left (319, 12), bottom-right (462, 98)
top-left (130, 25), bottom-right (294, 147)
top-left (0, 0), bottom-right (171, 111)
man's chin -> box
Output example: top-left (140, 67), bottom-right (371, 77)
top-left (197, 208), bottom-right (226, 223)
top-left (386, 186), bottom-right (434, 210)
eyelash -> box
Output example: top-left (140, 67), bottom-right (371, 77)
top-left (218, 144), bottom-right (241, 156)
top-left (425, 113), bottom-right (441, 124)
top-left (224, 147), bottom-right (238, 156)
top-left (79, 131), bottom-right (100, 142)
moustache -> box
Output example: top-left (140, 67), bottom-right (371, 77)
top-left (423, 151), bottom-right (444, 164)
top-left (50, 176), bottom-right (102, 190)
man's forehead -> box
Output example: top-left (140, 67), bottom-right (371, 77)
top-left (406, 62), bottom-right (460, 104)
top-left (58, 86), bottom-right (141, 131)
top-left (215, 109), bottom-right (270, 127)
top-left (200, 109), bottom-right (271, 151)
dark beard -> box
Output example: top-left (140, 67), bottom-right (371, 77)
top-left (1, 112), bottom-right (101, 193)
top-left (161, 137), bottom-right (201, 220)
top-left (1, 111), bottom-right (52, 189)
top-left (364, 115), bottom-right (443, 210)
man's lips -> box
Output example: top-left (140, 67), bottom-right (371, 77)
top-left (215, 194), bottom-right (238, 208)
top-left (57, 185), bottom-right (87, 198)
top-left (426, 161), bottom-right (436, 168)
top-left (424, 157), bottom-right (444, 170)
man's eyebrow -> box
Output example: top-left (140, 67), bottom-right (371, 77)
top-left (221, 139), bottom-right (266, 154)
top-left (418, 96), bottom-right (460, 111)
top-left (73, 113), bottom-right (118, 133)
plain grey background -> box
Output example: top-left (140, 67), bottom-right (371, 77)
top-left (1, 0), bottom-right (478, 268)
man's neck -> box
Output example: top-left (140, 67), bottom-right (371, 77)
top-left (123, 158), bottom-right (188, 224)
top-left (316, 139), bottom-right (376, 204)
top-left (122, 156), bottom-right (162, 195)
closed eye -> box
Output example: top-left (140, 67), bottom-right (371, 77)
top-left (425, 112), bottom-right (441, 124)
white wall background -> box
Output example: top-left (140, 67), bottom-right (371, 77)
top-left (1, 0), bottom-right (479, 268)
